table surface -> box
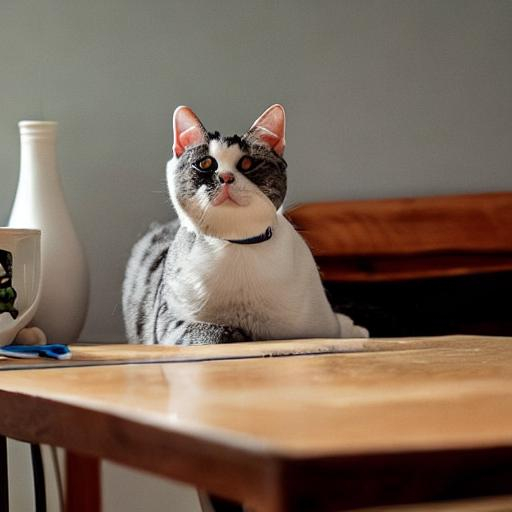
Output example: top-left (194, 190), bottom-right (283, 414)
top-left (1, 335), bottom-right (512, 511)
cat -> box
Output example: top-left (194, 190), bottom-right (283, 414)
top-left (123, 104), bottom-right (368, 345)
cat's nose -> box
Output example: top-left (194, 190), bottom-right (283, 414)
top-left (218, 171), bottom-right (235, 184)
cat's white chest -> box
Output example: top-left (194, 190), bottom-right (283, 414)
top-left (175, 215), bottom-right (341, 339)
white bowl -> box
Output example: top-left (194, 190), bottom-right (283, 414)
top-left (0, 228), bottom-right (41, 345)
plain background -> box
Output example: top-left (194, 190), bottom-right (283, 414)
top-left (1, 1), bottom-right (511, 510)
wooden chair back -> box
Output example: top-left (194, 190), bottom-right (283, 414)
top-left (286, 192), bottom-right (512, 337)
top-left (286, 192), bottom-right (512, 282)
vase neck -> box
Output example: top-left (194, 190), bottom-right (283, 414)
top-left (10, 119), bottom-right (67, 230)
top-left (19, 121), bottom-right (57, 140)
top-left (19, 121), bottom-right (59, 179)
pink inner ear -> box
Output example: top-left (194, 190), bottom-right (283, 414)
top-left (250, 104), bottom-right (286, 155)
top-left (173, 107), bottom-right (205, 157)
top-left (251, 127), bottom-right (284, 153)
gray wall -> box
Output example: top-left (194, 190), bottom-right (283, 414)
top-left (1, 0), bottom-right (511, 342)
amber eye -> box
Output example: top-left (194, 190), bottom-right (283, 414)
top-left (238, 156), bottom-right (255, 172)
top-left (194, 156), bottom-right (218, 173)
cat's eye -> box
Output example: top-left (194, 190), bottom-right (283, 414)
top-left (237, 156), bottom-right (255, 172)
top-left (194, 156), bottom-right (218, 173)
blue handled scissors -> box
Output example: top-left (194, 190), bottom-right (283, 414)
top-left (0, 344), bottom-right (71, 360)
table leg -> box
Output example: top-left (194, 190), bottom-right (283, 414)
top-left (1, 435), bottom-right (8, 512)
top-left (65, 452), bottom-right (101, 512)
top-left (31, 444), bottom-right (46, 512)
top-left (198, 490), bottom-right (292, 512)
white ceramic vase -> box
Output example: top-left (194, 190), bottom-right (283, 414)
top-left (8, 121), bottom-right (89, 343)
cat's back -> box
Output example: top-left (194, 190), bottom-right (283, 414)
top-left (122, 219), bottom-right (179, 343)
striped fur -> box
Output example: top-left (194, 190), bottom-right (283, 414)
top-left (123, 221), bottom-right (177, 343)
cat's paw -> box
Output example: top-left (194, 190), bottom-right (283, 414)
top-left (227, 327), bottom-right (252, 343)
top-left (13, 327), bottom-right (48, 345)
top-left (174, 322), bottom-right (252, 345)
top-left (336, 313), bottom-right (370, 339)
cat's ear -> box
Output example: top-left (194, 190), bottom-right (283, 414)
top-left (246, 104), bottom-right (286, 156)
top-left (173, 106), bottom-right (207, 157)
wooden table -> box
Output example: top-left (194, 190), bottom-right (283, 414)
top-left (1, 335), bottom-right (512, 511)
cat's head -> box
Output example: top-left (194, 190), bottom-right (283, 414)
top-left (167, 105), bottom-right (287, 240)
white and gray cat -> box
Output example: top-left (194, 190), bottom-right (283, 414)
top-left (123, 104), bottom-right (368, 345)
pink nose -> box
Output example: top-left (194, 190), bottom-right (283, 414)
top-left (218, 171), bottom-right (235, 184)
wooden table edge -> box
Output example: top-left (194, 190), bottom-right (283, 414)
top-left (2, 388), bottom-right (512, 511)
top-left (0, 335), bottom-right (504, 372)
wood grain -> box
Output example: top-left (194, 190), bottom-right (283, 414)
top-left (286, 192), bottom-right (512, 281)
top-left (1, 336), bottom-right (512, 510)
top-left (0, 335), bottom-right (496, 370)
top-left (1, 336), bottom-right (512, 455)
